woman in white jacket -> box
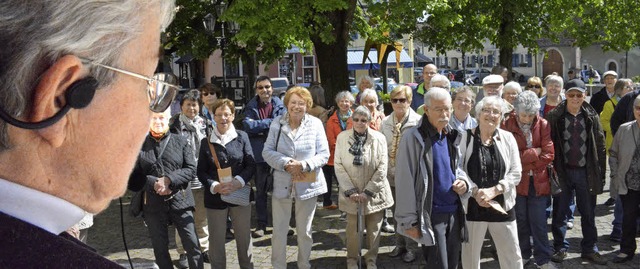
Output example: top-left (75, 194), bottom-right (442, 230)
top-left (262, 87), bottom-right (330, 269)
top-left (335, 106), bottom-right (394, 269)
top-left (458, 96), bottom-right (524, 269)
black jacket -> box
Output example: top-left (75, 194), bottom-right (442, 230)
top-left (545, 101), bottom-right (606, 195)
top-left (611, 89), bottom-right (640, 135)
top-left (198, 130), bottom-right (256, 209)
top-left (129, 133), bottom-right (197, 212)
top-left (589, 87), bottom-right (612, 115)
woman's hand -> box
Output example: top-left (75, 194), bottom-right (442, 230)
top-left (215, 180), bottom-right (242, 195)
top-left (405, 227), bottom-right (421, 239)
top-left (154, 177), bottom-right (172, 196)
top-left (474, 186), bottom-right (500, 207)
top-left (285, 159), bottom-right (304, 175)
top-left (348, 193), bottom-right (369, 203)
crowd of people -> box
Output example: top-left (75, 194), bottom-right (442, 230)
top-left (121, 64), bottom-right (639, 269)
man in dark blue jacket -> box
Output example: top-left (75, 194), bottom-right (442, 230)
top-left (242, 76), bottom-right (287, 237)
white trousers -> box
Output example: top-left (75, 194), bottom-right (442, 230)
top-left (271, 196), bottom-right (318, 269)
top-left (462, 220), bottom-right (523, 269)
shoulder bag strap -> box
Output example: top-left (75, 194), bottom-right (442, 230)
top-left (155, 133), bottom-right (171, 176)
top-left (270, 125), bottom-right (283, 174)
top-left (207, 139), bottom-right (222, 170)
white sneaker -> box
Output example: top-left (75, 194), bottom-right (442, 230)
top-left (566, 222), bottom-right (574, 229)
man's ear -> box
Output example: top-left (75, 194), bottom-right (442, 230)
top-left (31, 55), bottom-right (86, 147)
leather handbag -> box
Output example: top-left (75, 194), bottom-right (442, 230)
top-left (208, 140), bottom-right (250, 206)
top-left (547, 164), bottom-right (562, 195)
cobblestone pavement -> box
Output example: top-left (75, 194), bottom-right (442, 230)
top-left (92, 180), bottom-right (640, 269)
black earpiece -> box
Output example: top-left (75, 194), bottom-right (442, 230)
top-left (65, 76), bottom-right (98, 109)
top-left (0, 76), bottom-right (99, 129)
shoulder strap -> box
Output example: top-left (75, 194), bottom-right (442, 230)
top-left (270, 125), bottom-right (283, 174)
top-left (207, 139), bottom-right (221, 169)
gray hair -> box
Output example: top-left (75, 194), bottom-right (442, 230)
top-left (452, 86), bottom-right (476, 103)
top-left (475, 96), bottom-right (509, 116)
top-left (357, 75), bottom-right (375, 89)
top-left (0, 0), bottom-right (176, 150)
top-left (180, 89), bottom-right (201, 106)
top-left (544, 75), bottom-right (564, 88)
top-left (634, 93), bottom-right (640, 107)
top-left (360, 88), bottom-right (379, 106)
top-left (503, 81), bottom-right (523, 95)
top-left (308, 84), bottom-right (326, 108)
top-left (353, 105), bottom-right (372, 121)
top-left (614, 78), bottom-right (633, 97)
top-left (424, 87), bottom-right (452, 107)
top-left (429, 74), bottom-right (451, 90)
top-left (513, 91), bottom-right (541, 115)
top-left (335, 90), bottom-right (355, 104)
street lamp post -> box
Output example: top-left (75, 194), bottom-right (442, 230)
top-left (203, 0), bottom-right (238, 98)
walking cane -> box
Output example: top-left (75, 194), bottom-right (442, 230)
top-left (356, 201), bottom-right (364, 269)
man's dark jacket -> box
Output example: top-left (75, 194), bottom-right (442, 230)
top-left (129, 133), bottom-right (197, 212)
top-left (241, 95), bottom-right (286, 163)
top-left (611, 89), bottom-right (640, 135)
top-left (0, 211), bottom-right (122, 268)
top-left (589, 87), bottom-right (612, 115)
top-left (545, 101), bottom-right (606, 195)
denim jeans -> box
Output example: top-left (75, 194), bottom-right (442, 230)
top-left (254, 162), bottom-right (271, 227)
top-left (516, 178), bottom-right (553, 265)
top-left (620, 189), bottom-right (640, 256)
top-left (551, 168), bottom-right (599, 254)
top-left (611, 194), bottom-right (623, 239)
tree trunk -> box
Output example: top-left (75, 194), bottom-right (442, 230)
top-left (241, 49), bottom-right (257, 100)
top-left (309, 1), bottom-right (357, 107)
top-left (499, 47), bottom-right (513, 81)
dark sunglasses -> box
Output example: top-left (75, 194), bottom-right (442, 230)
top-left (391, 98), bottom-right (407, 104)
top-left (527, 84), bottom-right (541, 89)
top-left (201, 92), bottom-right (216, 96)
top-left (257, 85), bottom-right (272, 90)
top-left (352, 118), bottom-right (369, 123)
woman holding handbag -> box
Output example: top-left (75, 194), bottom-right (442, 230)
top-left (198, 99), bottom-right (256, 269)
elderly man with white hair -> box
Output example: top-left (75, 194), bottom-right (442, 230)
top-left (475, 74), bottom-right (505, 104)
top-left (395, 87), bottom-right (468, 269)
top-left (416, 74), bottom-right (451, 115)
top-left (0, 1), bottom-right (177, 267)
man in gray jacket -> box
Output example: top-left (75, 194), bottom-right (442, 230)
top-left (394, 87), bottom-right (469, 269)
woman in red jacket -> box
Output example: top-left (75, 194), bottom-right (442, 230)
top-left (323, 91), bottom-right (354, 210)
top-left (501, 91), bottom-right (556, 268)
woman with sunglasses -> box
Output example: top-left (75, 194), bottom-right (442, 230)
top-left (198, 83), bottom-right (221, 123)
top-left (526, 77), bottom-right (544, 98)
top-left (335, 105), bottom-right (394, 269)
top-left (539, 75), bottom-right (565, 117)
top-left (381, 85), bottom-right (421, 262)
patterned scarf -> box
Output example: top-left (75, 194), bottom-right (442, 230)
top-left (349, 129), bottom-right (367, 165)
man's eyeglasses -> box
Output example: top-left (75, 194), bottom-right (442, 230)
top-left (257, 85), bottom-right (272, 90)
top-left (79, 57), bottom-right (181, 113)
top-left (527, 84), bottom-right (541, 89)
top-left (391, 98), bottom-right (407, 104)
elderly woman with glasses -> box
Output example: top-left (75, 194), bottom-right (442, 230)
top-left (540, 75), bottom-right (564, 117)
top-left (459, 96), bottom-right (524, 269)
top-left (526, 77), bottom-right (545, 98)
top-left (323, 91), bottom-right (355, 210)
top-left (450, 86), bottom-right (478, 133)
top-left (335, 105), bottom-right (394, 269)
top-left (380, 85), bottom-right (421, 261)
top-left (198, 99), bottom-right (256, 269)
top-left (263, 86), bottom-right (330, 269)
top-left (360, 88), bottom-right (386, 131)
top-left (129, 109), bottom-right (203, 269)
top-left (501, 91), bottom-right (556, 268)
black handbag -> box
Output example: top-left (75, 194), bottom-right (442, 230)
top-left (129, 190), bottom-right (144, 217)
top-left (547, 164), bottom-right (562, 195)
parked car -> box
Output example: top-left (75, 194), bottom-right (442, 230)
top-left (271, 77), bottom-right (290, 99)
top-left (466, 68), bottom-right (491, 84)
top-left (511, 70), bottom-right (530, 83)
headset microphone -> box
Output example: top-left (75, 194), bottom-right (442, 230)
top-left (0, 77), bottom-right (98, 130)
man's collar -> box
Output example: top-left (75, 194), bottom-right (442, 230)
top-left (0, 178), bottom-right (86, 235)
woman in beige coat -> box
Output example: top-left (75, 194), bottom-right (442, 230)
top-left (335, 105), bottom-right (394, 269)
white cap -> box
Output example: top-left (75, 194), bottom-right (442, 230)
top-left (602, 70), bottom-right (618, 79)
top-left (482, 74), bottom-right (504, 85)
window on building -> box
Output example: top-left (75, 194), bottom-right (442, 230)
top-left (303, 55), bottom-right (316, 83)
